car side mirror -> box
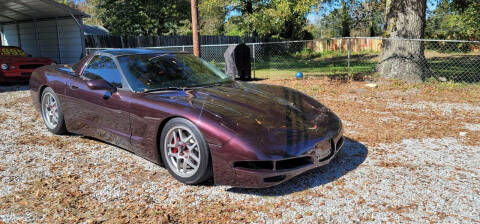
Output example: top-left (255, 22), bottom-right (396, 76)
top-left (86, 79), bottom-right (116, 92)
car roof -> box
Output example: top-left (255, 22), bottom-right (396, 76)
top-left (99, 48), bottom-right (184, 57)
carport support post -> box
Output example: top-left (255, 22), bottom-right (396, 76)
top-left (55, 18), bottom-right (63, 64)
top-left (69, 14), bottom-right (86, 59)
top-left (16, 23), bottom-right (21, 48)
top-left (34, 20), bottom-right (41, 57)
top-left (79, 17), bottom-right (86, 58)
top-left (0, 24), bottom-right (4, 46)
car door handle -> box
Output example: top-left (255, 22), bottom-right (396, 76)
top-left (70, 85), bottom-right (79, 90)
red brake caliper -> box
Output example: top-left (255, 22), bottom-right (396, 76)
top-left (171, 138), bottom-right (178, 153)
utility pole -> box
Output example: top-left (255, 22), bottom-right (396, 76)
top-left (191, 0), bottom-right (200, 57)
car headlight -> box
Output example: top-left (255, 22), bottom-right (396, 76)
top-left (1, 64), bottom-right (8, 70)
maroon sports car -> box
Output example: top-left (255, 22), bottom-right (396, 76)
top-left (30, 49), bottom-right (344, 188)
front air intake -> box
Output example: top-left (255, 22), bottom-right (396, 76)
top-left (233, 160), bottom-right (274, 170)
top-left (276, 157), bottom-right (313, 170)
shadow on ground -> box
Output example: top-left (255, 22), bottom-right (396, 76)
top-left (0, 83), bottom-right (29, 93)
top-left (428, 55), bottom-right (480, 83)
top-left (236, 77), bottom-right (267, 82)
top-left (226, 137), bottom-right (368, 196)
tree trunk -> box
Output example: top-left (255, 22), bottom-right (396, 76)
top-left (191, 0), bottom-right (201, 57)
top-left (377, 0), bottom-right (428, 83)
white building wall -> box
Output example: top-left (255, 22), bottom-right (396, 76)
top-left (36, 20), bottom-right (60, 63)
top-left (56, 19), bottom-right (82, 64)
top-left (1, 18), bottom-right (83, 64)
top-left (19, 22), bottom-right (40, 57)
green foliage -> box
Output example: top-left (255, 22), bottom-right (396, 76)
top-left (94, 0), bottom-right (190, 36)
top-left (225, 0), bottom-right (320, 39)
top-left (313, 9), bottom-right (343, 38)
top-left (454, 0), bottom-right (480, 39)
top-left (224, 20), bottom-right (247, 36)
top-left (426, 0), bottom-right (480, 40)
top-left (311, 0), bottom-right (384, 38)
top-left (340, 1), bottom-right (351, 37)
top-left (199, 0), bottom-right (228, 35)
top-left (54, 0), bottom-right (76, 7)
top-left (76, 0), bottom-right (103, 26)
top-left (294, 48), bottom-right (323, 59)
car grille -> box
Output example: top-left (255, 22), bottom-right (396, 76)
top-left (233, 136), bottom-right (344, 172)
top-left (19, 64), bottom-right (44, 69)
top-left (233, 156), bottom-right (313, 171)
top-left (21, 72), bottom-right (31, 76)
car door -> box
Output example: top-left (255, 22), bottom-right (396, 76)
top-left (64, 55), bottom-right (132, 148)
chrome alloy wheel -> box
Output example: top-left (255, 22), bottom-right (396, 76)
top-left (164, 126), bottom-right (201, 178)
top-left (41, 92), bottom-right (59, 129)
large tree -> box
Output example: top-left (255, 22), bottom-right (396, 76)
top-left (94, 0), bottom-right (190, 36)
top-left (350, 0), bottom-right (386, 37)
top-left (377, 0), bottom-right (428, 83)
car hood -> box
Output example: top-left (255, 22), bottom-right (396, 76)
top-left (0, 56), bottom-right (53, 64)
top-left (145, 82), bottom-right (342, 159)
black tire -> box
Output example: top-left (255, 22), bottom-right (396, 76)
top-left (40, 87), bottom-right (67, 135)
top-left (160, 118), bottom-right (212, 185)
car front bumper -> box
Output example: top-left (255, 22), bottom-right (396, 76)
top-left (213, 134), bottom-right (345, 188)
top-left (0, 70), bottom-right (33, 82)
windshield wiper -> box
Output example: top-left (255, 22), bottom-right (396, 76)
top-left (143, 86), bottom-right (192, 93)
top-left (193, 82), bottom-right (231, 88)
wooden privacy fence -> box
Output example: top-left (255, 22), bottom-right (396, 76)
top-left (84, 34), bottom-right (282, 48)
top-left (306, 38), bottom-right (382, 52)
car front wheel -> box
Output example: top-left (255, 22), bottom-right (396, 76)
top-left (160, 118), bottom-right (212, 185)
top-left (41, 87), bottom-right (67, 134)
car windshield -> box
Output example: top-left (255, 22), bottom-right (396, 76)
top-left (117, 53), bottom-right (232, 92)
top-left (0, 47), bottom-right (27, 57)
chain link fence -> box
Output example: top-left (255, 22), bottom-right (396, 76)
top-left (86, 37), bottom-right (480, 83)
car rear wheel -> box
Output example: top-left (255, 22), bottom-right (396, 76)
top-left (160, 118), bottom-right (212, 185)
top-left (41, 87), bottom-right (67, 135)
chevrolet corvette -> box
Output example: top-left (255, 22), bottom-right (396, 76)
top-left (30, 49), bottom-right (344, 188)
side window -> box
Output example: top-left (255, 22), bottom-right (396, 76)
top-left (82, 55), bottom-right (123, 88)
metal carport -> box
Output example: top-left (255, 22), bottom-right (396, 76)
top-left (0, 0), bottom-right (88, 64)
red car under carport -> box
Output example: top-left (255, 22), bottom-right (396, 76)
top-left (0, 46), bottom-right (54, 83)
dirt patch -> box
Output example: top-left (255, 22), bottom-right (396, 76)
top-left (257, 77), bottom-right (480, 146)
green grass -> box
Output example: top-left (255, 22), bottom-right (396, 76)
top-left (253, 52), bottom-right (378, 79)
top-left (210, 50), bottom-right (480, 82)
top-left (426, 55), bottom-right (480, 83)
top-left (209, 51), bottom-right (378, 80)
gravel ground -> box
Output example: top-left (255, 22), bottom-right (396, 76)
top-left (0, 81), bottom-right (479, 223)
